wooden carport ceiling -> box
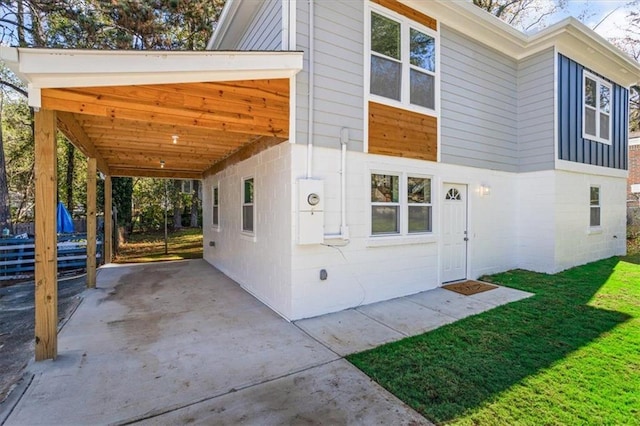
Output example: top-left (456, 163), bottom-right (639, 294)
top-left (43, 78), bottom-right (290, 179)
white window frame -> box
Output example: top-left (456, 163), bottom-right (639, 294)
top-left (370, 171), bottom-right (433, 237)
top-left (590, 185), bottom-right (601, 228)
top-left (582, 71), bottom-right (612, 145)
top-left (367, 3), bottom-right (440, 117)
top-left (212, 185), bottom-right (219, 230)
top-left (241, 177), bottom-right (255, 236)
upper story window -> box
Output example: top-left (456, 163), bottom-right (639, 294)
top-left (369, 6), bottom-right (438, 113)
top-left (583, 72), bottom-right (612, 144)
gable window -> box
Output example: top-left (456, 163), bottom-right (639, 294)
top-left (583, 72), bottom-right (612, 144)
top-left (212, 186), bottom-right (219, 227)
top-left (590, 186), bottom-right (600, 227)
top-left (242, 177), bottom-right (254, 233)
top-left (369, 7), bottom-right (437, 112)
top-left (371, 173), bottom-right (432, 235)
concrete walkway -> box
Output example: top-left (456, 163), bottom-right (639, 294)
top-left (2, 260), bottom-right (531, 425)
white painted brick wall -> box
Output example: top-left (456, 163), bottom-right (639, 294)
top-left (202, 143), bottom-right (628, 321)
top-left (516, 169), bottom-right (627, 273)
top-left (202, 143), bottom-right (293, 319)
top-left (289, 145), bottom-right (519, 319)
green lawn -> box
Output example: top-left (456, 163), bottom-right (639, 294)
top-left (114, 228), bottom-right (203, 263)
top-left (348, 255), bottom-right (640, 425)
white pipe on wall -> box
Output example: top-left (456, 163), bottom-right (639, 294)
top-left (306, 0), bottom-right (314, 179)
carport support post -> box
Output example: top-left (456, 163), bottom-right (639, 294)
top-left (86, 158), bottom-right (97, 288)
top-left (104, 175), bottom-right (112, 263)
top-left (34, 109), bottom-right (58, 361)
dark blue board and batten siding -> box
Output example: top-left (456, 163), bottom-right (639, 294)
top-left (557, 54), bottom-right (629, 169)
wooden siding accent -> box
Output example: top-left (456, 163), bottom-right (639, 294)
top-left (34, 109), bottom-right (58, 361)
top-left (368, 101), bottom-right (437, 161)
top-left (204, 136), bottom-right (286, 177)
top-left (370, 0), bottom-right (437, 31)
top-left (557, 54), bottom-right (628, 170)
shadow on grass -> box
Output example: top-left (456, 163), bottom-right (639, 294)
top-left (348, 257), bottom-right (632, 424)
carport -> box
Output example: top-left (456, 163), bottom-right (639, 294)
top-left (0, 47), bottom-right (303, 361)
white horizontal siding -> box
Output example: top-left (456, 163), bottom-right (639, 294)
top-left (237, 0), bottom-right (282, 50)
top-left (440, 26), bottom-right (519, 172)
top-left (517, 48), bottom-right (555, 172)
top-left (296, 0), bottom-right (365, 153)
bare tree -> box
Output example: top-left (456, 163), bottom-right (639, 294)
top-left (473, 0), bottom-right (568, 31)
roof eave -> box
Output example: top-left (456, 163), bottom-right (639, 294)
top-left (0, 48), bottom-right (303, 107)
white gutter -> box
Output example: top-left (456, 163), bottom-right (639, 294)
top-left (206, 0), bottom-right (240, 50)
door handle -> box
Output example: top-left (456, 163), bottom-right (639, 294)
top-left (463, 237), bottom-right (469, 241)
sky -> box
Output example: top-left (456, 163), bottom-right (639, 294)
top-left (552, 0), bottom-right (637, 38)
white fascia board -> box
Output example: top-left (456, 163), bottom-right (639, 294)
top-left (1, 48), bottom-right (303, 89)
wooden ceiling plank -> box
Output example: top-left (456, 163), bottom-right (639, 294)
top-left (43, 87), bottom-right (287, 129)
top-left (82, 84), bottom-right (290, 119)
top-left (56, 112), bottom-right (110, 174)
top-left (42, 90), bottom-right (288, 138)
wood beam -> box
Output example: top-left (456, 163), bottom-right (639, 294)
top-left (57, 112), bottom-right (110, 174)
top-left (109, 167), bottom-right (203, 180)
top-left (34, 109), bottom-right (58, 361)
top-left (204, 136), bottom-right (286, 177)
top-left (86, 158), bottom-right (97, 288)
top-left (104, 175), bottom-right (112, 264)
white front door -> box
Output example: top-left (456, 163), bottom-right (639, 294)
top-left (441, 183), bottom-right (468, 283)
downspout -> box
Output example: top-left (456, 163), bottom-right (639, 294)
top-left (339, 128), bottom-right (350, 240)
top-left (324, 128), bottom-right (350, 241)
top-left (306, 0), bottom-right (314, 179)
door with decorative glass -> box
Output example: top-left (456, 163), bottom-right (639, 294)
top-left (441, 183), bottom-right (468, 283)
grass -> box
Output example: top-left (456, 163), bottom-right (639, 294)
top-left (114, 227), bottom-right (203, 263)
top-left (348, 255), bottom-right (640, 425)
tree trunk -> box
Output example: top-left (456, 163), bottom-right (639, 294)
top-left (65, 140), bottom-right (75, 211)
top-left (190, 180), bottom-right (199, 227)
top-left (173, 180), bottom-right (182, 229)
top-left (0, 93), bottom-right (11, 229)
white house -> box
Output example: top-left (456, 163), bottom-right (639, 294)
top-left (200, 0), bottom-right (640, 321)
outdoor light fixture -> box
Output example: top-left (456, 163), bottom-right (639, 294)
top-left (480, 184), bottom-right (491, 197)
top-left (172, 135), bottom-right (179, 144)
top-left (160, 160), bottom-right (165, 169)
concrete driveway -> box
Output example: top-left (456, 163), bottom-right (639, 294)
top-left (2, 260), bottom-right (430, 425)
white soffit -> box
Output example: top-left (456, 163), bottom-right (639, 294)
top-left (0, 47), bottom-right (303, 106)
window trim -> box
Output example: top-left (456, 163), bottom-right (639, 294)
top-left (212, 185), bottom-right (219, 230)
top-left (367, 3), bottom-right (440, 117)
top-left (241, 176), bottom-right (255, 236)
top-left (582, 71), bottom-right (612, 145)
top-left (589, 185), bottom-right (601, 229)
top-left (370, 171), bottom-right (433, 237)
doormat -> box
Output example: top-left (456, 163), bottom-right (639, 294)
top-left (443, 280), bottom-right (498, 296)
